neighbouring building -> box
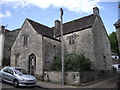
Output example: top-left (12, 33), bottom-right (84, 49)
top-left (114, 19), bottom-right (120, 63)
top-left (0, 26), bottom-right (5, 69)
top-left (2, 7), bottom-right (112, 78)
top-left (112, 53), bottom-right (119, 64)
top-left (3, 29), bottom-right (20, 66)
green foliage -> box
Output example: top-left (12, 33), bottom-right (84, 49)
top-left (52, 53), bottom-right (91, 71)
top-left (108, 32), bottom-right (119, 54)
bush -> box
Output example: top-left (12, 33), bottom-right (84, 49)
top-left (52, 53), bottom-right (91, 71)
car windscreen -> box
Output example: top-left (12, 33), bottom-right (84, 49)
top-left (15, 70), bottom-right (23, 76)
top-left (15, 68), bottom-right (28, 75)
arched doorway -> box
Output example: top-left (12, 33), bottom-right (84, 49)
top-left (28, 53), bottom-right (36, 75)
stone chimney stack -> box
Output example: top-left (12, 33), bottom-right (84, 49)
top-left (0, 25), bottom-right (5, 69)
top-left (55, 20), bottom-right (60, 28)
top-left (54, 20), bottom-right (60, 38)
top-left (0, 26), bottom-right (5, 35)
top-left (93, 7), bottom-right (99, 15)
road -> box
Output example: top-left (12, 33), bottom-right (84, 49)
top-left (0, 76), bottom-right (118, 90)
top-left (1, 82), bottom-right (49, 90)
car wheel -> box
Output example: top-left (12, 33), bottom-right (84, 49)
top-left (13, 79), bottom-right (19, 88)
top-left (2, 80), bottom-right (4, 83)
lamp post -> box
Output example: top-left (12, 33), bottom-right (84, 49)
top-left (60, 8), bottom-right (64, 85)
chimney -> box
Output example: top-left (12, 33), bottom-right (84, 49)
top-left (54, 20), bottom-right (60, 38)
top-left (0, 26), bottom-right (5, 35)
top-left (93, 7), bottom-right (99, 15)
top-left (55, 20), bottom-right (60, 28)
top-left (114, 19), bottom-right (120, 28)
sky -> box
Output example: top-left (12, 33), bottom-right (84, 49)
top-left (0, 0), bottom-right (119, 34)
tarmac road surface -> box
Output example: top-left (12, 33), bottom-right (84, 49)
top-left (1, 81), bottom-right (49, 90)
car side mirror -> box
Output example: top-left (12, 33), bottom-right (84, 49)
top-left (10, 72), bottom-right (14, 75)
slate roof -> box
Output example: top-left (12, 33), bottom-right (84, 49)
top-left (54, 14), bottom-right (97, 36)
top-left (5, 29), bottom-right (10, 33)
top-left (114, 19), bottom-right (120, 27)
top-left (26, 14), bottom-right (97, 38)
top-left (27, 18), bottom-right (54, 38)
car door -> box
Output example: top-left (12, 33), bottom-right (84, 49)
top-left (6, 68), bottom-right (15, 83)
top-left (2, 68), bottom-right (9, 81)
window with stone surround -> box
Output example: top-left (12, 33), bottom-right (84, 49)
top-left (69, 34), bottom-right (77, 45)
top-left (23, 35), bottom-right (28, 46)
top-left (14, 53), bottom-right (20, 67)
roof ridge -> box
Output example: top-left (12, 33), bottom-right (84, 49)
top-left (63, 14), bottom-right (94, 25)
top-left (26, 18), bottom-right (51, 29)
top-left (26, 18), bottom-right (54, 38)
top-left (11, 28), bottom-right (20, 32)
top-left (5, 28), bottom-right (20, 34)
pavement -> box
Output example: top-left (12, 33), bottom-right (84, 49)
top-left (37, 80), bottom-right (76, 88)
top-left (36, 76), bottom-right (117, 88)
top-left (79, 77), bottom-right (117, 88)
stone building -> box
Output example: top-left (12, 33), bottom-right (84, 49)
top-left (0, 26), bottom-right (5, 68)
top-left (53, 7), bottom-right (112, 71)
top-left (10, 19), bottom-right (61, 76)
top-left (114, 19), bottom-right (120, 63)
top-left (3, 29), bottom-right (20, 66)
top-left (2, 7), bottom-right (112, 77)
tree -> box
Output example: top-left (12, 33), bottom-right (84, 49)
top-left (52, 53), bottom-right (91, 71)
top-left (108, 32), bottom-right (119, 54)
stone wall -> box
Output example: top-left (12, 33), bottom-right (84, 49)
top-left (11, 20), bottom-right (43, 76)
top-left (43, 70), bottom-right (109, 85)
top-left (3, 29), bottom-right (20, 66)
top-left (92, 15), bottom-right (112, 70)
top-left (44, 71), bottom-right (62, 83)
top-left (55, 15), bottom-right (112, 71)
top-left (62, 28), bottom-right (95, 69)
top-left (65, 72), bottom-right (80, 85)
top-left (43, 36), bottom-right (61, 70)
top-left (116, 26), bottom-right (120, 61)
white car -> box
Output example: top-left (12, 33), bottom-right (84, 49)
top-left (112, 64), bottom-right (120, 72)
